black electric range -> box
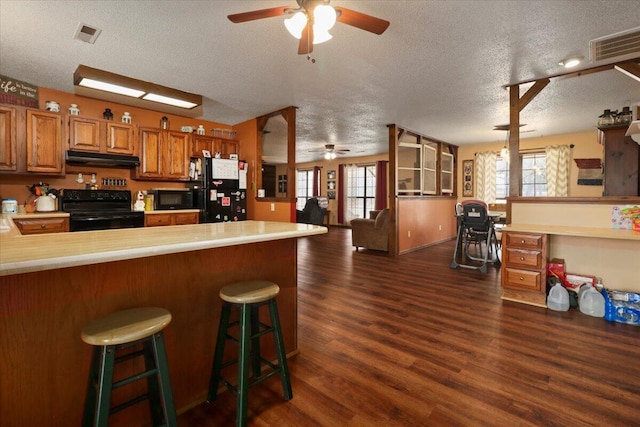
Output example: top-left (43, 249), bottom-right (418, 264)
top-left (61, 189), bottom-right (144, 232)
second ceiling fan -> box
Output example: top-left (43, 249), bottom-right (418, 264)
top-left (227, 0), bottom-right (390, 55)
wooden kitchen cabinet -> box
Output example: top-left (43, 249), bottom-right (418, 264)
top-left (13, 217), bottom-right (69, 234)
top-left (501, 231), bottom-right (549, 307)
top-left (137, 128), bottom-right (190, 180)
top-left (599, 125), bottom-right (640, 196)
top-left (69, 116), bottom-right (135, 155)
top-left (190, 134), bottom-right (239, 159)
top-left (26, 109), bottom-right (64, 174)
top-left (0, 105), bottom-right (17, 171)
top-left (144, 211), bottom-right (199, 227)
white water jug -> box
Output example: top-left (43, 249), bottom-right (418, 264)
top-left (547, 283), bottom-right (570, 311)
top-left (579, 286), bottom-right (605, 317)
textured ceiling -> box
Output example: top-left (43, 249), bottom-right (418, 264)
top-left (1, 0), bottom-right (639, 163)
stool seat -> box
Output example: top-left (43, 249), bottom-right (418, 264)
top-left (219, 280), bottom-right (280, 304)
top-left (81, 307), bottom-right (172, 346)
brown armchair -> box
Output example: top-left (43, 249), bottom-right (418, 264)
top-left (350, 208), bottom-right (390, 252)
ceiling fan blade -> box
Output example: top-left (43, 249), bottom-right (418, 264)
top-left (298, 23), bottom-right (313, 55)
top-left (335, 7), bottom-right (390, 35)
top-left (336, 149), bottom-right (351, 153)
top-left (227, 6), bottom-right (289, 23)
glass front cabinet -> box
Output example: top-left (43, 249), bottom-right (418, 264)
top-left (393, 126), bottom-right (457, 196)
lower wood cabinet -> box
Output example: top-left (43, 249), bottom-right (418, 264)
top-left (144, 211), bottom-right (199, 227)
top-left (501, 231), bottom-right (548, 307)
top-left (13, 217), bottom-right (69, 234)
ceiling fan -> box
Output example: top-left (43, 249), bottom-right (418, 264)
top-left (227, 0), bottom-right (390, 55)
top-left (309, 143), bottom-right (350, 159)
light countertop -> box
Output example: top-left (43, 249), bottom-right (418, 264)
top-left (503, 223), bottom-right (640, 240)
top-left (0, 219), bottom-right (327, 276)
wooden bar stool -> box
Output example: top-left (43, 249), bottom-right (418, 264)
top-left (81, 307), bottom-right (177, 427)
top-left (207, 280), bottom-right (293, 427)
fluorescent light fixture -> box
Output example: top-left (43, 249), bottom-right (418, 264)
top-left (77, 77), bottom-right (145, 98)
top-left (559, 56), bottom-right (584, 68)
top-left (73, 65), bottom-right (202, 112)
top-left (285, 12), bottom-right (307, 39)
top-left (142, 93), bottom-right (198, 109)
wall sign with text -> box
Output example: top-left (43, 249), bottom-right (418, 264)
top-left (0, 75), bottom-right (39, 107)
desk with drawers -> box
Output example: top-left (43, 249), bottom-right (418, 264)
top-left (500, 224), bottom-right (640, 307)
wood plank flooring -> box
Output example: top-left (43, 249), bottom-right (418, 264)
top-left (179, 227), bottom-right (640, 426)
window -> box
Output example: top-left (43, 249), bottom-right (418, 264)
top-left (521, 153), bottom-right (547, 196)
top-left (496, 153), bottom-right (547, 200)
top-left (346, 164), bottom-right (376, 219)
top-left (296, 169), bottom-right (314, 210)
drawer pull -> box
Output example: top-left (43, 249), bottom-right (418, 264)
top-left (41, 224), bottom-right (46, 229)
top-left (519, 256), bottom-right (525, 261)
top-left (521, 240), bottom-right (526, 244)
top-left (519, 276), bottom-right (524, 281)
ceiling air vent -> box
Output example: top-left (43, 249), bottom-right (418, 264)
top-left (73, 23), bottom-right (102, 44)
top-left (590, 27), bottom-right (640, 62)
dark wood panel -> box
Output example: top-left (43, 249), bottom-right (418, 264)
top-left (181, 227), bottom-right (640, 426)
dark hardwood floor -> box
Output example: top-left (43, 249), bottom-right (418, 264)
top-left (179, 227), bottom-right (640, 426)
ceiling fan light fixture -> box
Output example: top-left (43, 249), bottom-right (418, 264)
top-left (324, 152), bottom-right (336, 160)
top-left (559, 55), bottom-right (584, 68)
top-left (314, 5), bottom-right (337, 32)
top-left (284, 11), bottom-right (307, 39)
top-left (313, 28), bottom-right (333, 44)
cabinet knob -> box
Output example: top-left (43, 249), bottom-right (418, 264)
top-left (521, 240), bottom-right (526, 243)
top-left (41, 224), bottom-right (46, 229)
top-left (519, 276), bottom-right (524, 281)
top-left (519, 256), bottom-right (525, 261)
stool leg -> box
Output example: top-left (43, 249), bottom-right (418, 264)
top-left (237, 303), bottom-right (252, 427)
top-left (269, 299), bottom-right (293, 400)
top-left (250, 305), bottom-right (261, 379)
top-left (82, 347), bottom-right (100, 427)
top-left (144, 339), bottom-right (163, 426)
top-left (208, 302), bottom-right (232, 402)
top-left (86, 345), bottom-right (116, 427)
top-left (151, 332), bottom-right (178, 427)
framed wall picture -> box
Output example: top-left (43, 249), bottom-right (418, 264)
top-left (327, 170), bottom-right (336, 180)
top-left (327, 181), bottom-right (336, 190)
top-left (463, 159), bottom-right (474, 197)
top-left (327, 191), bottom-right (336, 200)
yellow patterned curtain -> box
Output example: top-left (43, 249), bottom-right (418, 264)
top-left (475, 151), bottom-right (497, 203)
top-left (545, 145), bottom-right (570, 196)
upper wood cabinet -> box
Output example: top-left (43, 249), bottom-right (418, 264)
top-left (69, 116), bottom-right (135, 155)
top-left (599, 125), bottom-right (639, 196)
top-left (190, 134), bottom-right (239, 159)
top-left (26, 109), bottom-right (64, 174)
top-left (137, 128), bottom-right (190, 180)
top-left (0, 105), bottom-right (17, 171)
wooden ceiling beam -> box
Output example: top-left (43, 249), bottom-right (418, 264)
top-left (517, 78), bottom-right (550, 112)
top-left (614, 62), bottom-right (640, 82)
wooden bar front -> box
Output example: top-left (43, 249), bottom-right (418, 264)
top-left (0, 238), bottom-right (298, 426)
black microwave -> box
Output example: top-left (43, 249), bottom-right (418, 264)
top-left (149, 189), bottom-right (193, 210)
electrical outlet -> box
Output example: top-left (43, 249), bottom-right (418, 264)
top-left (408, 230), bottom-right (411, 237)
top-left (270, 203), bottom-right (275, 212)
top-left (439, 225), bottom-right (442, 231)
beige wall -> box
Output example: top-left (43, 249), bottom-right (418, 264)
top-left (456, 131), bottom-right (604, 201)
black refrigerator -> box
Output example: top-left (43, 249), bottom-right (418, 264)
top-left (190, 157), bottom-right (248, 223)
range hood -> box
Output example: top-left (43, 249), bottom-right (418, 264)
top-left (65, 150), bottom-right (140, 168)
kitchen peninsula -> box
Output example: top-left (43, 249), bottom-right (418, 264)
top-left (0, 220), bottom-right (326, 426)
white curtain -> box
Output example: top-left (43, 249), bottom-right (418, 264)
top-left (475, 151), bottom-right (497, 203)
top-left (343, 164), bottom-right (359, 224)
top-left (545, 145), bottom-right (570, 196)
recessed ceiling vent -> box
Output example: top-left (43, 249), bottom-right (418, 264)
top-left (590, 26), bottom-right (640, 62)
top-left (73, 23), bottom-right (102, 44)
